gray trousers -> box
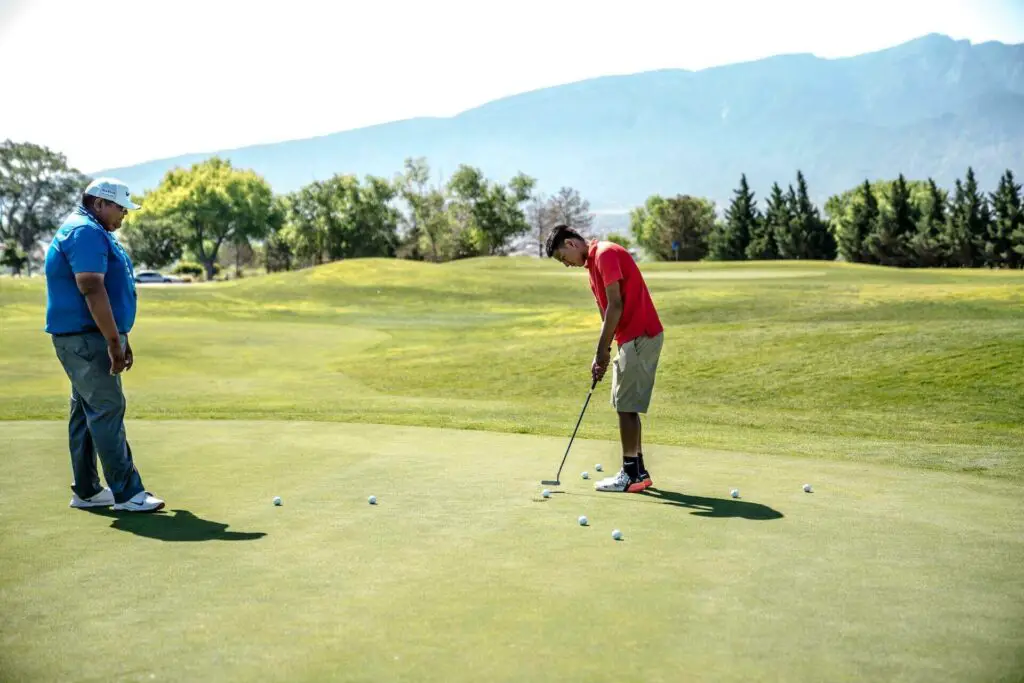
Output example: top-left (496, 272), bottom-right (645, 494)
top-left (52, 333), bottom-right (145, 504)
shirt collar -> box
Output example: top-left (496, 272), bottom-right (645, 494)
top-left (585, 239), bottom-right (598, 268)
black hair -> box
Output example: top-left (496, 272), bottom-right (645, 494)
top-left (544, 224), bottom-right (584, 258)
top-left (81, 194), bottom-right (101, 212)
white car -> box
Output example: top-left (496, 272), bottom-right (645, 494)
top-left (134, 270), bottom-right (178, 283)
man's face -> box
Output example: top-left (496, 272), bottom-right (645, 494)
top-left (553, 238), bottom-right (587, 267)
top-left (95, 199), bottom-right (128, 231)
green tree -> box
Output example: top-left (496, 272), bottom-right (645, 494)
top-left (395, 157), bottom-right (432, 260)
top-left (605, 233), bottom-right (632, 249)
top-left (119, 212), bottom-right (183, 269)
top-left (762, 183), bottom-right (794, 260)
top-left (866, 174), bottom-right (918, 266)
top-left (785, 170), bottom-right (835, 260)
top-left (284, 173), bottom-right (400, 266)
top-left (908, 179), bottom-right (948, 268)
top-left (1, 240), bottom-right (29, 276)
top-left (709, 173), bottom-right (757, 261)
top-left (446, 166), bottom-right (535, 257)
top-left (630, 194), bottom-right (715, 261)
top-left (0, 140), bottom-right (89, 273)
top-left (832, 180), bottom-right (880, 263)
top-left (986, 169), bottom-right (1022, 269)
top-left (944, 168), bottom-right (988, 268)
top-left (135, 157), bottom-right (278, 280)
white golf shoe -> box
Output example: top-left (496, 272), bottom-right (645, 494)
top-left (69, 487), bottom-right (115, 508)
top-left (112, 491), bottom-right (165, 513)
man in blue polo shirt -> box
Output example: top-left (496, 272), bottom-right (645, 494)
top-left (45, 177), bottom-right (164, 513)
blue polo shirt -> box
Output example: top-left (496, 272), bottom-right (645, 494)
top-left (44, 205), bottom-right (137, 336)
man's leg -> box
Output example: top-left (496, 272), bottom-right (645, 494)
top-left (55, 334), bottom-right (146, 504)
top-left (68, 385), bottom-right (103, 500)
top-left (595, 342), bottom-right (647, 492)
top-left (636, 415), bottom-right (650, 482)
top-left (618, 411), bottom-right (643, 480)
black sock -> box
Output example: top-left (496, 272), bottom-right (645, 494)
top-left (638, 452), bottom-right (648, 475)
top-left (623, 456), bottom-right (641, 479)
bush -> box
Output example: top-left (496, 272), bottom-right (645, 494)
top-left (606, 233), bottom-right (632, 249)
top-left (172, 261), bottom-right (222, 278)
top-left (172, 261), bottom-right (203, 277)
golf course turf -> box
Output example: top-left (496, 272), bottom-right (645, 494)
top-left (1, 259), bottom-right (1022, 682)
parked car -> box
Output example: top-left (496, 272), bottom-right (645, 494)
top-left (134, 270), bottom-right (181, 283)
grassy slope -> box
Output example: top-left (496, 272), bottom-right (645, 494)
top-left (2, 259), bottom-right (1022, 479)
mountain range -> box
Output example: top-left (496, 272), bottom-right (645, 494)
top-left (98, 33), bottom-right (1024, 220)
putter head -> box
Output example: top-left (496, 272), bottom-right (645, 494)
top-left (541, 479), bottom-right (561, 486)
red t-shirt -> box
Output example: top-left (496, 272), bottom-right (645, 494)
top-left (586, 240), bottom-right (664, 346)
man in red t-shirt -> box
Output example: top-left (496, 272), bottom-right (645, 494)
top-left (545, 224), bottom-right (665, 493)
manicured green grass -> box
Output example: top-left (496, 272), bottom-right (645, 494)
top-left (1, 259), bottom-right (1023, 681)
top-left (2, 259), bottom-right (1022, 478)
top-left (1, 421), bottom-right (1022, 683)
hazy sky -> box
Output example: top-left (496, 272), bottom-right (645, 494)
top-left (1, 0), bottom-right (1022, 173)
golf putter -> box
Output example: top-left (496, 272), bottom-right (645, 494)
top-left (542, 378), bottom-right (599, 486)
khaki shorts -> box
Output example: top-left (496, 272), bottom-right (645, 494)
top-left (610, 331), bottom-right (664, 414)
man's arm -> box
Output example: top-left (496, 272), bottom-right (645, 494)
top-left (592, 280), bottom-right (623, 382)
top-left (74, 272), bottom-right (126, 374)
top-left (597, 281), bottom-right (623, 354)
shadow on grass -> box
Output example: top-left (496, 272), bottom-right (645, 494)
top-left (640, 488), bottom-right (784, 520)
top-left (86, 508), bottom-right (267, 542)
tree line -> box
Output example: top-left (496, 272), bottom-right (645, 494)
top-left (2, 138), bottom-right (1021, 277)
top-left (633, 168), bottom-right (1024, 269)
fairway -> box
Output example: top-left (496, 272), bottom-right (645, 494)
top-left (2, 259), bottom-right (1023, 681)
top-left (1, 420), bottom-right (1022, 683)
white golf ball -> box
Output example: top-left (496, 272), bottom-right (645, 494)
top-left (595, 463), bottom-right (603, 472)
top-left (272, 496), bottom-right (282, 506)
top-left (803, 483), bottom-right (813, 493)
top-left (542, 489), bottom-right (551, 498)
top-left (578, 515), bottom-right (588, 526)
top-left (730, 489), bottom-right (740, 499)
top-left (368, 495), bottom-right (377, 505)
top-left (612, 529), bottom-right (623, 540)
top-left (581, 471), bottom-right (589, 480)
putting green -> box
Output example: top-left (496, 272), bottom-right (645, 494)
top-left (1, 420), bottom-right (1021, 683)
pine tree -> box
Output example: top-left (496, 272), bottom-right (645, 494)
top-left (762, 182), bottom-right (793, 260)
top-left (944, 168), bottom-right (989, 267)
top-left (793, 171), bottom-right (836, 260)
top-left (775, 184), bottom-right (802, 259)
top-left (986, 170), bottom-right (1023, 269)
top-left (866, 174), bottom-right (918, 266)
top-left (746, 213), bottom-right (779, 260)
top-left (838, 180), bottom-right (880, 263)
top-left (910, 178), bottom-right (947, 268)
top-left (709, 174), bottom-right (757, 260)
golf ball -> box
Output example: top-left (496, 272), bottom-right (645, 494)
top-left (581, 471), bottom-right (589, 480)
top-left (803, 483), bottom-right (813, 493)
top-left (612, 529), bottom-right (623, 540)
top-left (542, 489), bottom-right (551, 498)
top-left (368, 495), bottom-right (377, 505)
top-left (595, 463), bottom-right (603, 472)
top-left (578, 515), bottom-right (589, 526)
top-left (730, 489), bottom-right (740, 499)
top-left (272, 496), bottom-right (282, 506)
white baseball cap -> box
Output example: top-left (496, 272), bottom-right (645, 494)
top-left (84, 177), bottom-right (140, 210)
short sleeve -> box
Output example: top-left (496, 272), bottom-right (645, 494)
top-left (596, 247), bottom-right (624, 285)
top-left (64, 227), bottom-right (109, 274)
